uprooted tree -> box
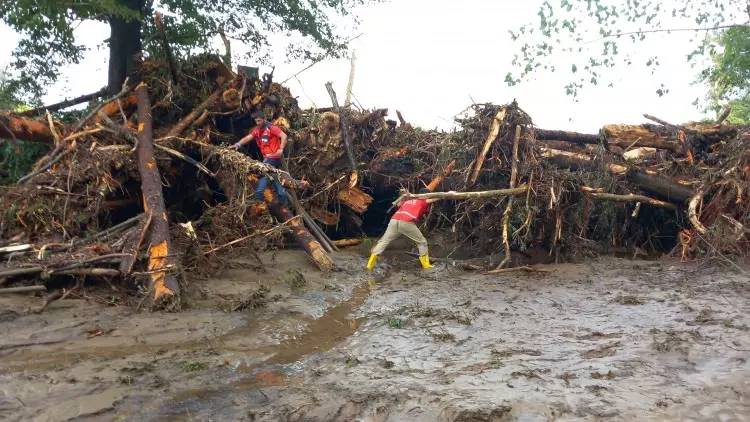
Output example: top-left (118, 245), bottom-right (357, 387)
top-left (0, 0), bottom-right (369, 100)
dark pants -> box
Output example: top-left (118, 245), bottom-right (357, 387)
top-left (255, 158), bottom-right (288, 204)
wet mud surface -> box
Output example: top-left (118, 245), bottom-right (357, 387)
top-left (1, 251), bottom-right (749, 421)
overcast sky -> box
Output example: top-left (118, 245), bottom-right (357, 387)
top-left (0, 0), bottom-right (712, 132)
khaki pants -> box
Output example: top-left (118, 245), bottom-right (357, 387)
top-left (371, 219), bottom-right (429, 256)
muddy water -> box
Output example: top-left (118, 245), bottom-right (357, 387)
top-left (2, 253), bottom-right (750, 421)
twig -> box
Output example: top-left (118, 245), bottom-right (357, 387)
top-left (497, 125), bottom-right (522, 270)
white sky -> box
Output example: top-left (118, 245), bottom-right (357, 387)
top-left (0, 0), bottom-right (712, 132)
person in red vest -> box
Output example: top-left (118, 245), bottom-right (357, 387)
top-left (230, 112), bottom-right (289, 204)
top-left (367, 188), bottom-right (448, 271)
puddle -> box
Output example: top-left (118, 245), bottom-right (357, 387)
top-left (162, 281), bottom-right (373, 417)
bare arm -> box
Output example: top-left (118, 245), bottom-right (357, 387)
top-left (230, 132), bottom-right (254, 149)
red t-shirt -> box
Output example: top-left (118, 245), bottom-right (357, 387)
top-left (392, 199), bottom-right (430, 222)
top-left (251, 124), bottom-right (283, 157)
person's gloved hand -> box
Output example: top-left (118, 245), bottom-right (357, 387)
top-left (229, 142), bottom-right (241, 150)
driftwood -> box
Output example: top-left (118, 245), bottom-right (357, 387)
top-left (469, 107), bottom-right (506, 186)
top-left (134, 83), bottom-right (181, 309)
top-left (541, 148), bottom-right (694, 203)
top-left (325, 82), bottom-right (357, 175)
top-left (396, 185), bottom-right (529, 204)
top-left (581, 186), bottom-right (677, 210)
top-left (688, 189), bottom-right (708, 234)
top-left (497, 125), bottom-right (522, 269)
top-left (165, 84), bottom-right (226, 138)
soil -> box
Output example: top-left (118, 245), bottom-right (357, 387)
top-left (1, 250), bottom-right (749, 421)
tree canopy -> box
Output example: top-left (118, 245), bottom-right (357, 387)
top-left (506, 0), bottom-right (750, 98)
top-left (700, 26), bottom-right (750, 123)
top-left (1, 0), bottom-right (366, 101)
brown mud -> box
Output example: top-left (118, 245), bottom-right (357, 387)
top-left (1, 250), bottom-right (749, 421)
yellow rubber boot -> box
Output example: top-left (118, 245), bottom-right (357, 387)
top-left (366, 254), bottom-right (378, 271)
top-left (419, 255), bottom-right (433, 269)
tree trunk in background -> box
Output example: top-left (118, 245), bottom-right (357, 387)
top-left (108, 0), bottom-right (145, 94)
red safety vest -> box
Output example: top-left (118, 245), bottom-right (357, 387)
top-left (392, 199), bottom-right (430, 222)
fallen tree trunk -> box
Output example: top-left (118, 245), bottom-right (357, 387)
top-left (135, 83), bottom-right (181, 309)
top-left (427, 160), bottom-right (457, 192)
top-left (0, 114), bottom-right (54, 143)
top-left (20, 87), bottom-right (108, 117)
top-left (536, 127), bottom-right (682, 153)
top-left (626, 170), bottom-right (693, 203)
top-left (534, 128), bottom-right (600, 145)
top-left (264, 191), bottom-right (335, 271)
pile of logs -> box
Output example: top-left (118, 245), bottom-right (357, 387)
top-left (0, 54), bottom-right (748, 310)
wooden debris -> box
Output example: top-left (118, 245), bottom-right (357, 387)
top-left (337, 186), bottom-right (373, 213)
top-left (134, 83), bottom-right (181, 309)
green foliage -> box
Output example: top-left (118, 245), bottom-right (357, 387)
top-left (507, 0), bottom-right (750, 97)
top-left (699, 26), bottom-right (750, 123)
top-left (1, 0), bottom-right (368, 101)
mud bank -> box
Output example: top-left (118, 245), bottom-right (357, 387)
top-left (1, 252), bottom-right (749, 421)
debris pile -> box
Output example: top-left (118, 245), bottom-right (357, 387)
top-left (0, 54), bottom-right (747, 309)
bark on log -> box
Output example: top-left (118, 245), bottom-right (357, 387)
top-left (626, 170), bottom-right (693, 203)
top-left (134, 83), bottom-right (180, 309)
top-left (20, 87), bottom-right (108, 116)
top-left (469, 108), bottom-right (506, 186)
top-left (534, 128), bottom-right (600, 145)
top-left (536, 127), bottom-right (682, 153)
top-left (0, 114), bottom-right (54, 143)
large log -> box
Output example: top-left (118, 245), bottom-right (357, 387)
top-left (0, 114), bottom-right (54, 143)
top-left (534, 128), bottom-right (600, 145)
top-left (135, 83), bottom-right (180, 309)
top-left (626, 170), bottom-right (693, 203)
top-left (541, 148), bottom-right (694, 203)
top-left (535, 127), bottom-right (682, 153)
top-left (264, 190), bottom-right (335, 271)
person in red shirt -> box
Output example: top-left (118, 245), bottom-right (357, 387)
top-left (367, 188), bottom-right (447, 271)
top-left (230, 112), bottom-right (289, 203)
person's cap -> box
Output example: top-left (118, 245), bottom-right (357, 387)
top-left (251, 111), bottom-right (265, 120)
